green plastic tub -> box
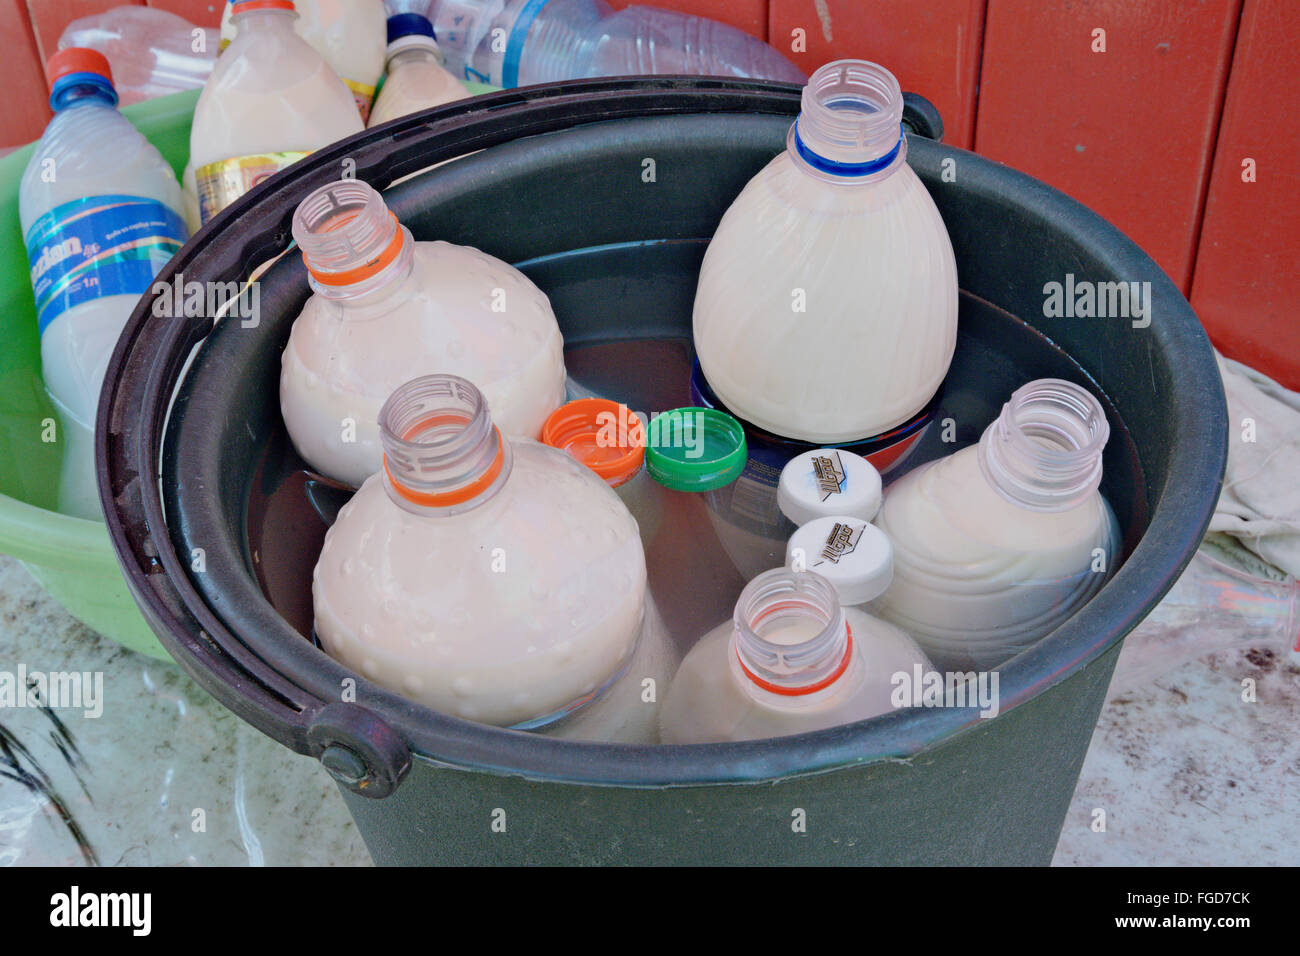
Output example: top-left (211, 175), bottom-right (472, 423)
top-left (0, 85), bottom-right (492, 660)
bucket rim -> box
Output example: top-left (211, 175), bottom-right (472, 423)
top-left (97, 77), bottom-right (1227, 792)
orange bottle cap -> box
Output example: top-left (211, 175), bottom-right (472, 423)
top-left (231, 0), bottom-right (296, 13)
top-left (542, 399), bottom-right (646, 487)
top-left (46, 48), bottom-right (113, 89)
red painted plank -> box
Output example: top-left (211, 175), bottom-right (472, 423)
top-left (975, 0), bottom-right (1241, 291)
top-left (607, 0), bottom-right (767, 39)
top-left (26, 0), bottom-right (144, 64)
top-left (0, 0), bottom-right (51, 146)
top-left (1190, 0), bottom-right (1300, 389)
top-left (145, 0), bottom-right (222, 27)
top-left (768, 0), bottom-right (986, 149)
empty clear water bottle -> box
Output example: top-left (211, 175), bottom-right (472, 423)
top-left (429, 0), bottom-right (804, 87)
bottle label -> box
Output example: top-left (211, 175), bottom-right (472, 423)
top-left (343, 77), bottom-right (376, 123)
top-left (195, 152), bottom-right (310, 225)
top-left (24, 194), bottom-right (187, 335)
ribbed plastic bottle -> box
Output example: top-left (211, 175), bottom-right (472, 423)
top-left (188, 0), bottom-right (363, 226)
top-left (20, 49), bottom-right (188, 521)
top-left (313, 373), bottom-right (648, 730)
top-left (692, 59), bottom-right (959, 444)
top-left (57, 6), bottom-right (218, 106)
top-left (660, 567), bottom-right (931, 743)
top-left (368, 13), bottom-right (469, 128)
top-left (280, 178), bottom-right (566, 487)
top-left (873, 379), bottom-right (1122, 670)
top-left (220, 0), bottom-right (386, 120)
top-left (429, 0), bottom-right (804, 88)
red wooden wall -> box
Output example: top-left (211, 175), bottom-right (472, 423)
top-left (3, 0), bottom-right (1297, 387)
top-left (1189, 0), bottom-right (1300, 388)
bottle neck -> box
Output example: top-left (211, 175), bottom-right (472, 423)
top-left (379, 374), bottom-right (513, 517)
top-left (293, 179), bottom-right (416, 302)
top-left (231, 8), bottom-right (298, 36)
top-left (787, 59), bottom-right (907, 185)
top-left (730, 569), bottom-right (854, 704)
top-left (388, 45), bottom-right (442, 72)
top-left (977, 378), bottom-right (1110, 512)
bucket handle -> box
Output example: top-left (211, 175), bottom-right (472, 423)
top-left (902, 92), bottom-right (944, 143)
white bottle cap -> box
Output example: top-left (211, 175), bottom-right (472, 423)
top-left (785, 515), bottom-right (893, 606)
top-left (777, 448), bottom-right (882, 526)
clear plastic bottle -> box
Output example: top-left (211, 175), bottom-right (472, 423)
top-left (692, 59), bottom-right (959, 444)
top-left (873, 379), bottom-right (1122, 670)
top-left (659, 567), bottom-right (931, 743)
top-left (20, 49), bottom-right (188, 521)
top-left (189, 0), bottom-right (364, 225)
top-left (220, 0), bottom-right (387, 120)
top-left (313, 373), bottom-right (647, 729)
top-left (429, 0), bottom-right (804, 88)
top-left (280, 178), bottom-right (566, 487)
top-left (368, 12), bottom-right (469, 127)
top-left (57, 6), bottom-right (218, 106)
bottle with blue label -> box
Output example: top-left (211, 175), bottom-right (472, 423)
top-left (20, 48), bottom-right (188, 520)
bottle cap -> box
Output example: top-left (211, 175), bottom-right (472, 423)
top-left (231, 0), bottom-right (296, 13)
top-left (46, 48), bottom-right (117, 109)
top-left (387, 12), bottom-right (436, 44)
top-left (645, 407), bottom-right (746, 492)
top-left (541, 399), bottom-right (645, 488)
top-left (777, 448), bottom-right (882, 525)
top-left (786, 515), bottom-right (893, 605)
top-left (46, 48), bottom-right (113, 88)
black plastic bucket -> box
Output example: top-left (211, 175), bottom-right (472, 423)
top-left (98, 78), bottom-right (1227, 865)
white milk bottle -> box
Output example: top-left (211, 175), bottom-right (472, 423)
top-left (20, 49), bottom-right (188, 521)
top-left (692, 59), bottom-right (958, 444)
top-left (190, 0), bottom-right (363, 225)
top-left (368, 12), bottom-right (469, 128)
top-left (313, 373), bottom-right (648, 730)
top-left (537, 397), bottom-right (675, 742)
top-left (220, 0), bottom-right (386, 121)
top-left (659, 568), bottom-right (931, 744)
top-left (873, 379), bottom-right (1122, 670)
top-left (280, 178), bottom-right (566, 487)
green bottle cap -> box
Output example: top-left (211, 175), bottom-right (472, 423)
top-left (645, 407), bottom-right (747, 492)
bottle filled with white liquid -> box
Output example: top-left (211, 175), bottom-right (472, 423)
top-left (873, 379), bottom-right (1122, 670)
top-left (220, 0), bottom-right (386, 121)
top-left (189, 0), bottom-right (363, 226)
top-left (368, 13), bottom-right (469, 128)
top-left (692, 59), bottom-right (958, 444)
top-left (659, 567), bottom-right (931, 744)
top-left (280, 178), bottom-right (566, 488)
top-left (20, 49), bottom-right (188, 520)
top-left (313, 374), bottom-right (648, 730)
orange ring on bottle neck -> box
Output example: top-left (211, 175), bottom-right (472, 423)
top-left (735, 623), bottom-right (854, 697)
top-left (305, 212), bottom-right (405, 287)
top-left (383, 419), bottom-right (506, 508)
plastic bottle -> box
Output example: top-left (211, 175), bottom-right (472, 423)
top-left (221, 0), bottom-right (387, 121)
top-left (20, 49), bottom-right (188, 521)
top-left (190, 0), bottom-right (364, 226)
top-left (873, 379), bottom-right (1122, 670)
top-left (659, 567), bottom-right (931, 744)
top-left (57, 6), bottom-right (218, 107)
top-left (280, 178), bottom-right (566, 487)
top-left (368, 12), bottom-right (469, 127)
top-left (692, 59), bottom-right (959, 444)
top-left (428, 0), bottom-right (804, 88)
top-left (313, 373), bottom-right (648, 729)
